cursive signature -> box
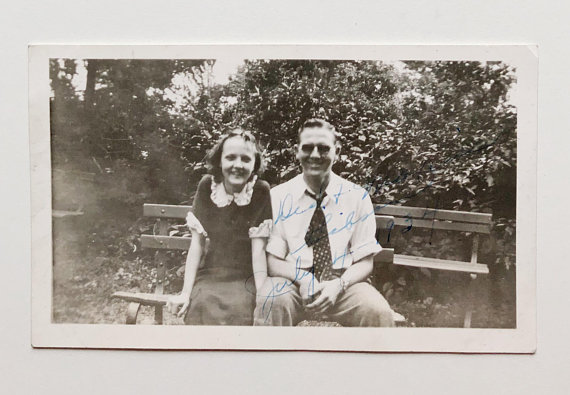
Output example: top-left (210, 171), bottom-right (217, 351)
top-left (245, 256), bottom-right (316, 323)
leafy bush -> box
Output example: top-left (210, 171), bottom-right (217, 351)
top-left (50, 58), bottom-right (517, 270)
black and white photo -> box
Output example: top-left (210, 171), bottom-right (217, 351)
top-left (30, 45), bottom-right (537, 351)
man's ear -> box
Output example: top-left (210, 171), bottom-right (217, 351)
top-left (334, 142), bottom-right (342, 158)
top-left (294, 143), bottom-right (300, 158)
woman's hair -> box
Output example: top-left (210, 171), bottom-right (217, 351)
top-left (205, 128), bottom-right (265, 183)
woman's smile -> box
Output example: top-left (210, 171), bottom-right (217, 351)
top-left (221, 136), bottom-right (256, 194)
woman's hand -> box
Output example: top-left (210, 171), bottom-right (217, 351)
top-left (166, 292), bottom-right (191, 318)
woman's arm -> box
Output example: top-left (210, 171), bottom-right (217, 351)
top-left (251, 237), bottom-right (268, 292)
top-left (167, 229), bottom-right (205, 317)
top-left (181, 229), bottom-right (205, 294)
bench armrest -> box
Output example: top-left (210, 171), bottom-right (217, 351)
top-left (112, 291), bottom-right (172, 306)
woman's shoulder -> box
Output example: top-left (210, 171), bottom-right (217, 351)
top-left (196, 174), bottom-right (214, 190)
top-left (253, 178), bottom-right (271, 194)
top-left (193, 175), bottom-right (214, 206)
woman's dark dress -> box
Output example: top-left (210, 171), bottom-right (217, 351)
top-left (184, 175), bottom-right (272, 326)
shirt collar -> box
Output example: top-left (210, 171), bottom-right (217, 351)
top-left (290, 172), bottom-right (343, 206)
top-left (210, 175), bottom-right (257, 207)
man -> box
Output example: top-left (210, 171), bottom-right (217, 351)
top-left (254, 119), bottom-right (394, 327)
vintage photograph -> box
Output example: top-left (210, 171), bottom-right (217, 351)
top-left (31, 45), bottom-right (536, 351)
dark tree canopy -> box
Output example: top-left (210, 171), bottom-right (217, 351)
top-left (50, 57), bottom-right (516, 225)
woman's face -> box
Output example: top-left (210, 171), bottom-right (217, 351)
top-left (220, 136), bottom-right (256, 193)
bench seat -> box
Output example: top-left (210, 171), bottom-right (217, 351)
top-left (393, 254), bottom-right (489, 275)
top-left (112, 291), bottom-right (170, 306)
top-left (111, 290), bottom-right (407, 324)
top-left (113, 203), bottom-right (491, 327)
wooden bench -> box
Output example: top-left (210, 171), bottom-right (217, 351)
top-left (112, 204), bottom-right (193, 324)
top-left (113, 203), bottom-right (490, 327)
top-left (112, 203), bottom-right (397, 324)
top-left (374, 204), bottom-right (492, 328)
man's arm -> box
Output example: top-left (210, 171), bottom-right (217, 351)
top-left (268, 253), bottom-right (319, 304)
top-left (339, 254), bottom-right (374, 287)
top-left (267, 253), bottom-right (296, 281)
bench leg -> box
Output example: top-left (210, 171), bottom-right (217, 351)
top-left (154, 305), bottom-right (163, 325)
top-left (126, 302), bottom-right (141, 325)
top-left (463, 273), bottom-right (477, 328)
top-left (463, 311), bottom-right (473, 328)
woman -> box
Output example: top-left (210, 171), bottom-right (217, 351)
top-left (167, 129), bottom-right (272, 325)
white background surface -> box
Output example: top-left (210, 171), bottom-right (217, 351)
top-left (1, 1), bottom-right (568, 393)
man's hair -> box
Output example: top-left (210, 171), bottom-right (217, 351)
top-left (205, 128), bottom-right (265, 183)
top-left (297, 118), bottom-right (340, 143)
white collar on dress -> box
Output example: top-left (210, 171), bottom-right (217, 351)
top-left (210, 175), bottom-right (257, 207)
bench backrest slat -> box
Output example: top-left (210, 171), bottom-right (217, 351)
top-left (390, 217), bottom-right (491, 234)
top-left (374, 248), bottom-right (393, 264)
top-left (375, 215), bottom-right (395, 229)
top-left (145, 203), bottom-right (491, 229)
top-left (142, 204), bottom-right (490, 250)
top-left (141, 235), bottom-right (395, 265)
top-left (374, 205), bottom-right (492, 225)
top-left (144, 204), bottom-right (192, 219)
top-left (141, 234), bottom-right (191, 250)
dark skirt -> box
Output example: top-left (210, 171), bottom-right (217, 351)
top-left (184, 266), bottom-right (256, 326)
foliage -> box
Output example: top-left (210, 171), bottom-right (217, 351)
top-left (396, 61), bottom-right (517, 214)
top-left (51, 59), bottom-right (211, 203)
top-left (50, 58), bottom-right (518, 269)
top-left (50, 58), bottom-right (519, 325)
top-left (216, 60), bottom-right (516, 218)
top-left (224, 60), bottom-right (403, 184)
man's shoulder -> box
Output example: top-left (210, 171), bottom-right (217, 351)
top-left (331, 172), bottom-right (361, 188)
top-left (330, 173), bottom-right (369, 199)
top-left (270, 174), bottom-right (303, 196)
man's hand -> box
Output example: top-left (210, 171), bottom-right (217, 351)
top-left (298, 276), bottom-right (320, 306)
top-left (305, 278), bottom-right (343, 314)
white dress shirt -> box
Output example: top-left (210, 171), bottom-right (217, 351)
top-left (266, 173), bottom-right (382, 270)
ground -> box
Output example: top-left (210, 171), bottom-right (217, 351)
top-left (51, 163), bottom-right (516, 327)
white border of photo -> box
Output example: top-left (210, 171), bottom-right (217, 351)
top-left (30, 45), bottom-right (537, 352)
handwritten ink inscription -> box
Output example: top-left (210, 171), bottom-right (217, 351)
top-left (244, 131), bottom-right (504, 317)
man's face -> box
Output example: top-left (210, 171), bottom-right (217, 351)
top-left (296, 126), bottom-right (338, 182)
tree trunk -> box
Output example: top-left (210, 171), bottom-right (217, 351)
top-left (83, 59), bottom-right (100, 156)
top-left (84, 59), bottom-right (98, 110)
